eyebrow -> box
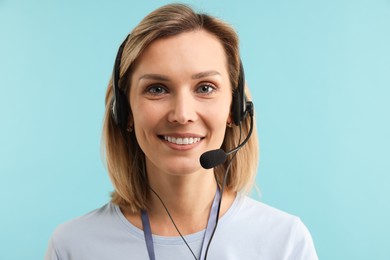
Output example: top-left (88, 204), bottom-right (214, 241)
top-left (139, 74), bottom-right (170, 81)
top-left (191, 70), bottom-right (221, 79)
top-left (138, 70), bottom-right (221, 81)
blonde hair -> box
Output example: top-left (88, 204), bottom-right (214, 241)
top-left (102, 3), bottom-right (259, 212)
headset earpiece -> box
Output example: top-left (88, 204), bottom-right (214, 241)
top-left (111, 90), bottom-right (130, 130)
top-left (232, 61), bottom-right (249, 125)
top-left (111, 35), bottom-right (130, 131)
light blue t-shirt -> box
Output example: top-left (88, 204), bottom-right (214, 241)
top-left (45, 194), bottom-right (318, 259)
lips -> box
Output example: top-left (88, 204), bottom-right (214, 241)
top-left (163, 136), bottom-right (202, 145)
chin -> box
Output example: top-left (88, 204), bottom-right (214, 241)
top-left (167, 165), bottom-right (203, 176)
top-left (146, 155), bottom-right (208, 177)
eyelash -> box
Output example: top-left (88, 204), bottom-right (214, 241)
top-left (145, 85), bottom-right (168, 96)
top-left (144, 82), bottom-right (217, 96)
top-left (196, 83), bottom-right (217, 95)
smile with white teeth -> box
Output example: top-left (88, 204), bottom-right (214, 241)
top-left (163, 136), bottom-right (201, 145)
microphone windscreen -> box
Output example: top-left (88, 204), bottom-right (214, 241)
top-left (200, 149), bottom-right (227, 169)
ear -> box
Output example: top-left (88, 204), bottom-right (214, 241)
top-left (126, 117), bottom-right (134, 132)
top-left (226, 115), bottom-right (233, 128)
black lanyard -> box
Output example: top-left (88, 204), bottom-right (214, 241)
top-left (141, 188), bottom-right (221, 260)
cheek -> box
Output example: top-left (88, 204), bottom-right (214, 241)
top-left (212, 96), bottom-right (232, 120)
top-left (132, 101), bottom-right (164, 125)
top-left (131, 103), bottom-right (163, 142)
top-left (204, 98), bottom-right (231, 130)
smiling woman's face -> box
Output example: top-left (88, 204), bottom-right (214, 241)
top-left (129, 29), bottom-right (232, 177)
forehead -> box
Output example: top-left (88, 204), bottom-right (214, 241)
top-left (134, 29), bottom-right (228, 73)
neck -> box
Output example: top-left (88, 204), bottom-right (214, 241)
top-left (153, 172), bottom-right (215, 208)
top-left (144, 165), bottom-right (219, 235)
top-left (121, 167), bottom-right (236, 237)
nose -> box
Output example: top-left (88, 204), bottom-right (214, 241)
top-left (167, 92), bottom-right (198, 124)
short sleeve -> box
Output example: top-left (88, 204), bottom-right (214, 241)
top-left (44, 237), bottom-right (60, 260)
top-left (288, 218), bottom-right (318, 260)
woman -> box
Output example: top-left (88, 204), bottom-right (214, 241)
top-left (46, 4), bottom-right (318, 260)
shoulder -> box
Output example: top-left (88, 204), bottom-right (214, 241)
top-left (48, 203), bottom-right (120, 257)
top-left (219, 194), bottom-right (318, 259)
top-left (46, 203), bottom-right (149, 259)
top-left (235, 195), bottom-right (313, 238)
top-left (232, 194), bottom-right (298, 224)
top-left (53, 203), bottom-right (114, 237)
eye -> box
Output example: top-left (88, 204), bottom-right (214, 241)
top-left (146, 85), bottom-right (168, 96)
top-left (196, 83), bottom-right (216, 95)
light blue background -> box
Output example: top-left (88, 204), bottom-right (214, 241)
top-left (1, 0), bottom-right (389, 259)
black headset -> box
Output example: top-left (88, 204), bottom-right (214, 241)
top-left (111, 34), bottom-right (252, 131)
